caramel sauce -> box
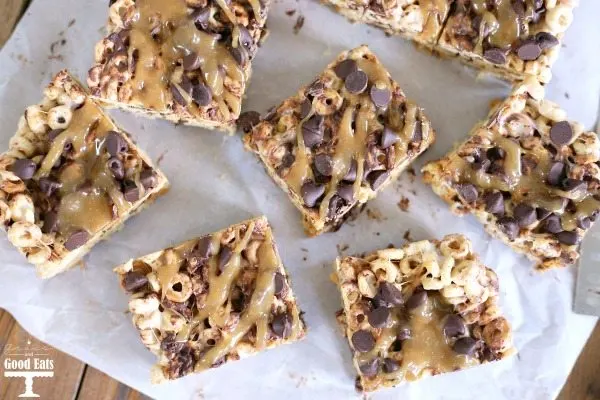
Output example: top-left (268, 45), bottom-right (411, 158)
top-left (128, 0), bottom-right (243, 117)
top-left (286, 110), bottom-right (314, 195)
top-left (418, 0), bottom-right (450, 41)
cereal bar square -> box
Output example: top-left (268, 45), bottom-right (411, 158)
top-left (334, 234), bottom-right (514, 392)
top-left (0, 70), bottom-right (169, 279)
top-left (114, 216), bottom-right (307, 382)
top-left (244, 46), bottom-right (435, 236)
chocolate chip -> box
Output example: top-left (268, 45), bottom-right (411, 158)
top-left (382, 358), bottom-right (399, 373)
top-left (182, 52), bottom-right (201, 71)
top-left (406, 290), bottom-right (427, 310)
top-left (556, 231), bottom-right (580, 245)
top-left (443, 315), bottom-right (466, 338)
top-left (107, 157), bottom-right (124, 180)
top-left (550, 121), bottom-right (573, 146)
top-left (42, 212), bottom-right (59, 234)
top-left (512, 0), bottom-right (525, 15)
top-left (368, 170), bottom-right (389, 190)
top-left (301, 181), bottom-right (325, 208)
top-left (483, 47), bottom-right (507, 64)
top-left (48, 129), bottom-right (63, 141)
top-left (337, 184), bottom-right (354, 203)
top-left (237, 111), bottom-right (260, 133)
top-left (351, 330), bottom-right (375, 352)
top-left (334, 59), bottom-right (358, 79)
top-left (513, 203), bottom-right (537, 227)
top-left (302, 115), bottom-right (324, 148)
top-left (370, 86), bottom-right (391, 108)
top-left (396, 325), bottom-right (411, 341)
top-left (562, 178), bottom-right (586, 193)
top-left (536, 207), bottom-right (551, 220)
top-left (238, 25), bottom-right (253, 52)
top-left (230, 46), bottom-right (247, 66)
top-left (345, 70), bottom-right (368, 94)
top-left (38, 177), bottom-right (61, 197)
top-left (274, 272), bottom-right (286, 296)
top-left (497, 216), bottom-right (519, 240)
top-left (412, 120), bottom-right (423, 143)
top-left (577, 217), bottom-right (591, 230)
top-left (456, 183), bottom-right (478, 203)
top-left (453, 337), bottom-right (478, 355)
top-left (547, 162), bottom-right (566, 186)
top-left (65, 229), bottom-right (89, 251)
top-left (521, 154), bottom-right (538, 175)
top-left (535, 32), bottom-right (559, 50)
top-left (484, 191), bottom-right (505, 216)
top-left (123, 271), bottom-right (149, 292)
top-left (380, 127), bottom-right (398, 149)
top-left (377, 282), bottom-right (403, 306)
top-left (11, 159), bottom-right (36, 180)
top-left (195, 236), bottom-right (212, 260)
top-left (343, 160), bottom-right (357, 182)
top-left (486, 147), bottom-right (505, 161)
top-left (314, 153), bottom-right (333, 176)
top-left (542, 213), bottom-right (562, 233)
top-left (191, 7), bottom-right (210, 31)
top-left (300, 98), bottom-right (312, 119)
top-left (472, 156), bottom-right (491, 172)
top-left (517, 39), bottom-right (542, 61)
top-left (306, 81), bottom-right (324, 98)
top-left (271, 313), bottom-right (292, 338)
top-left (122, 181), bottom-right (140, 202)
top-left (367, 307), bottom-right (390, 329)
top-left (218, 246), bottom-right (232, 272)
top-left (170, 84), bottom-right (188, 106)
top-left (140, 169), bottom-right (157, 189)
top-left (105, 131), bottom-right (128, 156)
top-left (192, 83), bottom-right (212, 106)
top-left (327, 195), bottom-right (345, 219)
top-left (358, 359), bottom-right (379, 377)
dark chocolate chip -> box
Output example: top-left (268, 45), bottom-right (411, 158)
top-left (562, 178), bottom-right (586, 193)
top-left (550, 121), bottom-right (573, 146)
top-left (11, 159), bottom-right (36, 180)
top-left (337, 184), bottom-right (354, 203)
top-left (484, 191), bottom-right (505, 216)
top-left (38, 177), bottom-right (61, 197)
top-left (300, 98), bottom-right (312, 119)
top-left (343, 160), bottom-right (358, 182)
top-left (542, 213), bottom-right (562, 233)
top-left (48, 129), bottom-right (63, 141)
top-left (412, 120), bottom-right (423, 143)
top-left (105, 131), bottom-right (128, 156)
top-left (140, 169), bottom-right (157, 189)
top-left (183, 52), bottom-right (202, 71)
top-left (301, 181), bottom-right (325, 207)
top-left (512, 0), bottom-right (525, 15)
top-left (179, 76), bottom-right (193, 96)
top-left (123, 271), bottom-right (149, 292)
top-left (122, 181), bottom-right (140, 202)
top-left (345, 70), bottom-right (368, 94)
top-left (65, 229), bottom-right (89, 251)
top-left (453, 337), bottom-right (479, 355)
top-left (192, 83), bottom-right (212, 106)
top-left (271, 313), bottom-right (292, 338)
top-left (334, 59), bottom-right (358, 79)
top-left (396, 325), bottom-right (412, 341)
top-left (370, 85), bottom-right (391, 108)
top-left (556, 231), bottom-right (580, 245)
top-left (42, 211), bottom-right (59, 234)
top-left (351, 330), bottom-right (375, 352)
top-left (535, 32), bottom-right (559, 50)
top-left (577, 217), bottom-right (591, 230)
top-left (377, 282), bottom-right (403, 306)
top-left (195, 236), bottom-right (212, 260)
top-left (483, 47), bottom-right (507, 64)
top-left (274, 272), bottom-right (286, 296)
top-left (536, 207), bottom-right (551, 220)
top-left (237, 111), bottom-right (261, 133)
top-left (443, 315), bottom-right (466, 338)
top-left (380, 127), bottom-right (399, 149)
top-left (238, 25), bottom-right (253, 51)
top-left (368, 170), bottom-right (389, 190)
top-left (406, 290), bottom-right (427, 310)
top-left (302, 115), bottom-right (324, 148)
top-left (358, 359), bottom-right (379, 377)
top-left (327, 195), bottom-right (345, 219)
top-left (107, 157), bottom-right (124, 180)
top-left (170, 84), bottom-right (188, 106)
top-left (262, 106), bottom-right (277, 121)
top-left (517, 39), bottom-right (542, 61)
top-left (456, 183), bottom-right (478, 203)
top-left (488, 161), bottom-right (505, 175)
top-left (367, 307), bottom-right (390, 329)
top-left (547, 162), bottom-right (566, 186)
top-left (382, 358), bottom-right (399, 373)
top-left (472, 157), bottom-right (491, 172)
top-left (191, 7), bottom-right (210, 31)
top-left (513, 203), bottom-right (537, 227)
top-left (230, 46), bottom-right (247, 66)
top-left (497, 217), bottom-right (519, 240)
top-left (218, 246), bottom-right (232, 272)
top-left (314, 153), bottom-right (333, 176)
top-left (486, 147), bottom-right (505, 161)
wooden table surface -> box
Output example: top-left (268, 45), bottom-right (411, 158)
top-left (0, 1), bottom-right (599, 399)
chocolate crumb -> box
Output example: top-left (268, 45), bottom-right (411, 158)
top-left (336, 243), bottom-right (350, 257)
top-left (286, 9), bottom-right (296, 16)
top-left (68, 19), bottom-right (76, 27)
top-left (293, 15), bottom-right (305, 34)
top-left (366, 208), bottom-right (386, 221)
top-left (156, 150), bottom-right (168, 166)
top-left (398, 196), bottom-right (410, 212)
top-left (403, 230), bottom-right (412, 241)
top-left (564, 92), bottom-right (570, 99)
top-left (406, 167), bottom-right (416, 183)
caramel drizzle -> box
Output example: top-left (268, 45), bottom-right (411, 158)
top-left (34, 101), bottom-right (129, 237)
top-left (418, 0), bottom-right (450, 41)
top-left (128, 0), bottom-right (243, 118)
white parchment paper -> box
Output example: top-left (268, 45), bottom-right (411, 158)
top-left (1, 0), bottom-right (599, 398)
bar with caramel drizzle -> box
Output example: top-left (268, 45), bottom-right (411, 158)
top-left (88, 0), bottom-right (271, 131)
top-left (244, 46), bottom-right (435, 236)
top-left (115, 216), bottom-right (306, 382)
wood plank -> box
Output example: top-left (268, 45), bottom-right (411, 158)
top-left (0, 310), bottom-right (17, 355)
top-left (558, 321), bottom-right (600, 400)
top-left (77, 366), bottom-right (150, 400)
top-left (0, 310), bottom-right (86, 400)
top-left (0, 0), bottom-right (29, 48)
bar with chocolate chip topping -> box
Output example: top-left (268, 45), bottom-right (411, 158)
top-left (423, 78), bottom-right (599, 269)
top-left (114, 216), bottom-right (306, 382)
top-left (334, 234), bottom-right (514, 392)
top-left (87, 0), bottom-right (271, 133)
top-left (0, 71), bottom-right (169, 279)
top-left (243, 46), bottom-right (436, 236)
top-left (436, 0), bottom-right (575, 83)
top-left (321, 0), bottom-right (451, 47)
